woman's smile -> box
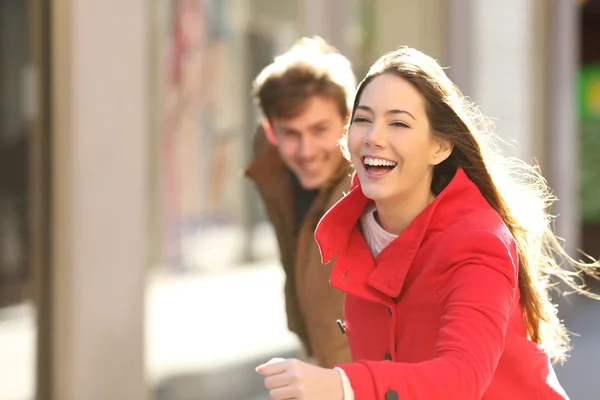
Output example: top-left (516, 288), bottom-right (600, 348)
top-left (361, 156), bottom-right (398, 178)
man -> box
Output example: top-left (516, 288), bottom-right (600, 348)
top-left (245, 37), bottom-right (356, 367)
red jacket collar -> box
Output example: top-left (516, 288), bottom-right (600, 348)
top-left (315, 167), bottom-right (481, 297)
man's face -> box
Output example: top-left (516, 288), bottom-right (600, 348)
top-left (271, 96), bottom-right (347, 190)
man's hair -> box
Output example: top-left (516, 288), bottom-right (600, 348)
top-left (252, 36), bottom-right (356, 121)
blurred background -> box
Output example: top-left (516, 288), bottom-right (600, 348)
top-left (0, 0), bottom-right (599, 399)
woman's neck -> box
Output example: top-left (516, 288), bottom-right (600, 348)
top-left (374, 183), bottom-right (435, 235)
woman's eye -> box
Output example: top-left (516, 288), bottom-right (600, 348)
top-left (390, 121), bottom-right (409, 128)
top-left (353, 116), bottom-right (370, 123)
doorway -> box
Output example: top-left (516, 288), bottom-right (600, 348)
top-left (0, 0), bottom-right (51, 399)
top-left (579, 0), bottom-right (600, 262)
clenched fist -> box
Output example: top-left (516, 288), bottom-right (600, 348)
top-left (255, 357), bottom-right (344, 400)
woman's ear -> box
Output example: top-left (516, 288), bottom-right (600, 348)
top-left (262, 119), bottom-right (277, 145)
top-left (432, 138), bottom-right (453, 166)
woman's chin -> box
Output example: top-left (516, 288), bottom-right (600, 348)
top-left (361, 185), bottom-right (389, 202)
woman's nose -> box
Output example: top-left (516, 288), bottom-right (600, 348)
top-left (363, 124), bottom-right (385, 148)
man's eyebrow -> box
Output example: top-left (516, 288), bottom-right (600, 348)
top-left (308, 119), bottom-right (330, 129)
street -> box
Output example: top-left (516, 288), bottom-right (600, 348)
top-left (0, 259), bottom-right (300, 400)
top-left (148, 259), bottom-right (301, 400)
top-left (554, 281), bottom-right (600, 400)
top-left (1, 261), bottom-right (599, 399)
top-left (152, 267), bottom-right (600, 400)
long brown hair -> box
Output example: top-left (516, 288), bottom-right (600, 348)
top-left (343, 47), bottom-right (599, 364)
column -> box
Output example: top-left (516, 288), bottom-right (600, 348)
top-left (50, 0), bottom-right (149, 398)
top-left (371, 0), bottom-right (445, 64)
top-left (301, 0), bottom-right (357, 59)
top-left (545, 0), bottom-right (580, 255)
top-left (445, 0), bottom-right (580, 252)
top-left (445, 0), bottom-right (475, 96)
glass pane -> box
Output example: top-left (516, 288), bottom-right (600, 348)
top-left (0, 0), bottom-right (37, 399)
top-left (148, 1), bottom-right (367, 399)
top-left (149, 1), bottom-right (301, 399)
top-left (156, 0), bottom-right (297, 273)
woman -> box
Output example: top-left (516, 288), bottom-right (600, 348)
top-left (256, 47), bottom-right (598, 399)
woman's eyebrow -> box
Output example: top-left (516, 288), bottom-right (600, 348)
top-left (356, 105), bottom-right (416, 121)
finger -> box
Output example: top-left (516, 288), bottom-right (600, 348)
top-left (268, 385), bottom-right (297, 400)
top-left (264, 371), bottom-right (291, 390)
top-left (256, 357), bottom-right (286, 373)
top-left (256, 357), bottom-right (287, 375)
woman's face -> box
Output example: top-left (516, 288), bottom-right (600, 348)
top-left (348, 74), bottom-right (451, 203)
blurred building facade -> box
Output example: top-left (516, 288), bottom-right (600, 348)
top-left (148, 0), bottom-right (596, 273)
top-left (1, 0), bottom-right (599, 399)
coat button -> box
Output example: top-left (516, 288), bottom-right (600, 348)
top-left (336, 319), bottom-right (346, 334)
top-left (385, 390), bottom-right (399, 400)
top-left (384, 352), bottom-right (392, 361)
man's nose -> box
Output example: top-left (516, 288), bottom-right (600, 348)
top-left (298, 137), bottom-right (316, 159)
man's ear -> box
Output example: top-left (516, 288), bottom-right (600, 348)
top-left (432, 137), bottom-right (453, 166)
top-left (262, 119), bottom-right (277, 145)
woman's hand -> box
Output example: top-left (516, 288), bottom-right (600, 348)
top-left (256, 357), bottom-right (344, 400)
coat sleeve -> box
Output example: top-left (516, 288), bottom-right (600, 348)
top-left (336, 230), bottom-right (518, 399)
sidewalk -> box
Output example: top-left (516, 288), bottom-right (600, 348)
top-left (0, 258), bottom-right (299, 400)
top-left (3, 259), bottom-right (597, 399)
top-left (0, 303), bottom-right (36, 400)
top-left (146, 258), bottom-right (299, 382)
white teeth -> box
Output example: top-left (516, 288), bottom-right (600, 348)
top-left (364, 156), bottom-right (397, 167)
